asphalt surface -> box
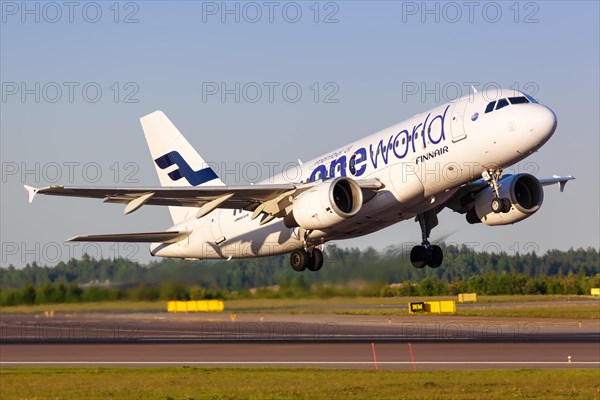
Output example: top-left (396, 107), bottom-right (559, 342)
top-left (1, 312), bottom-right (599, 370)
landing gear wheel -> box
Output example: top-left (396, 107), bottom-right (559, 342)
top-left (492, 198), bottom-right (511, 213)
top-left (427, 245), bottom-right (443, 268)
top-left (491, 198), bottom-right (503, 214)
top-left (307, 248), bottom-right (324, 272)
top-left (410, 245), bottom-right (429, 269)
top-left (290, 249), bottom-right (309, 271)
top-left (501, 198), bottom-right (511, 213)
top-left (412, 210), bottom-right (445, 269)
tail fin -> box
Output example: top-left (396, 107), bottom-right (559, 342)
top-left (140, 110), bottom-right (224, 224)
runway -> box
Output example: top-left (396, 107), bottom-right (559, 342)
top-left (1, 312), bottom-right (599, 370)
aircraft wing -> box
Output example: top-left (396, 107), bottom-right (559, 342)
top-left (24, 178), bottom-right (383, 222)
top-left (24, 184), bottom-right (295, 209)
top-left (443, 175), bottom-right (575, 214)
top-left (538, 175), bottom-right (576, 192)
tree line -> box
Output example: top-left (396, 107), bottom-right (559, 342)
top-left (1, 244), bottom-right (598, 306)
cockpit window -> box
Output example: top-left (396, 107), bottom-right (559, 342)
top-left (485, 95), bottom-right (537, 115)
top-left (495, 98), bottom-right (509, 110)
top-left (508, 96), bottom-right (529, 104)
top-left (523, 93), bottom-right (539, 104)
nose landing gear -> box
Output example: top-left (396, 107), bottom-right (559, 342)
top-left (483, 169), bottom-right (511, 213)
top-left (491, 197), bottom-right (511, 213)
top-left (410, 210), bottom-right (444, 269)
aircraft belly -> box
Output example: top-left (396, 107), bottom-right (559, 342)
top-left (209, 211), bottom-right (302, 259)
top-left (308, 190), bottom-right (402, 241)
top-left (323, 187), bottom-right (459, 242)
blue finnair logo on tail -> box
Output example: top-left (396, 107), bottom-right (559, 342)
top-left (154, 151), bottom-right (219, 186)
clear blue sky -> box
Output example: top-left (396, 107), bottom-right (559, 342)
top-left (1, 1), bottom-right (598, 266)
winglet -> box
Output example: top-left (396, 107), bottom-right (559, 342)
top-left (540, 175), bottom-right (575, 192)
top-left (553, 175), bottom-right (575, 192)
top-left (24, 185), bottom-right (39, 203)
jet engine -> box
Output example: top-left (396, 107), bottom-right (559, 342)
top-left (466, 173), bottom-right (544, 226)
top-left (286, 177), bottom-right (363, 230)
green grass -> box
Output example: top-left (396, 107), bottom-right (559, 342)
top-left (0, 300), bottom-right (165, 314)
top-left (1, 296), bottom-right (598, 319)
top-left (204, 296), bottom-right (600, 319)
top-left (0, 368), bottom-right (598, 400)
top-left (456, 303), bottom-right (600, 319)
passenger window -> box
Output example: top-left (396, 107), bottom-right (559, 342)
top-left (495, 98), bottom-right (509, 110)
top-left (485, 101), bottom-right (496, 113)
top-left (508, 96), bottom-right (529, 104)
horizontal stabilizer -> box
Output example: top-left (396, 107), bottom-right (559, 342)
top-left (67, 231), bottom-right (191, 244)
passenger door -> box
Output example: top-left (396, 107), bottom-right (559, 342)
top-left (210, 209), bottom-right (226, 245)
top-left (449, 98), bottom-right (468, 142)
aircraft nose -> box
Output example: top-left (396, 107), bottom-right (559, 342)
top-left (528, 105), bottom-right (557, 141)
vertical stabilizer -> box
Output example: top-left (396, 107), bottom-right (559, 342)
top-left (140, 111), bottom-right (224, 224)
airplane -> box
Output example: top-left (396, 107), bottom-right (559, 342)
top-left (24, 88), bottom-right (574, 271)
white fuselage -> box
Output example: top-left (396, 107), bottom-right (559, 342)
top-left (151, 89), bottom-right (557, 259)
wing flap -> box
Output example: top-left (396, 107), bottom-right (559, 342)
top-left (67, 231), bottom-right (191, 244)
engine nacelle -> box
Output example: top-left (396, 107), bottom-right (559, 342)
top-left (467, 173), bottom-right (544, 226)
top-left (287, 177), bottom-right (363, 230)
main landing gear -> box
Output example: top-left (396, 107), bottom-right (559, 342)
top-left (290, 247), bottom-right (324, 272)
top-left (483, 168), bottom-right (511, 214)
top-left (410, 210), bottom-right (443, 269)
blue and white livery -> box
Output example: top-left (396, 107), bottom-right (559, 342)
top-left (25, 88), bottom-right (574, 271)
